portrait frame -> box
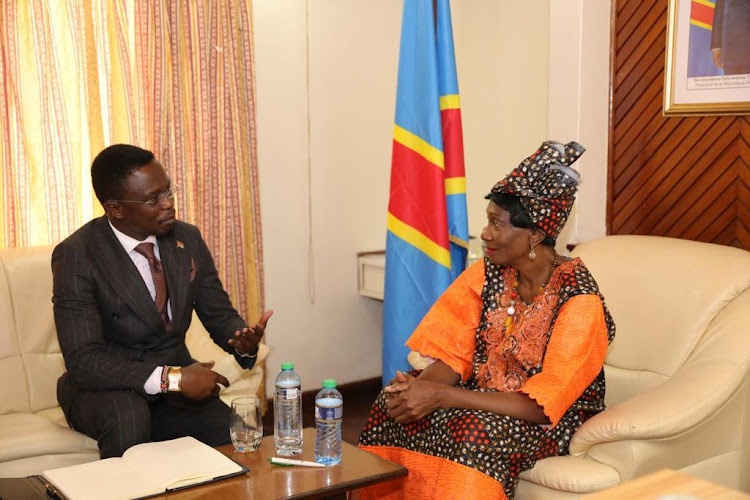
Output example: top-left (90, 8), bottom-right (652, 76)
top-left (664, 0), bottom-right (750, 116)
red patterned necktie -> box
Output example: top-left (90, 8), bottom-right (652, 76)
top-left (134, 242), bottom-right (173, 332)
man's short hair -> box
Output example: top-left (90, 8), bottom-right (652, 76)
top-left (91, 144), bottom-right (155, 204)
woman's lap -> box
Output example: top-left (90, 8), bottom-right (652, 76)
top-left (359, 386), bottom-right (564, 498)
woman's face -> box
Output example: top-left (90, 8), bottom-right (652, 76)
top-left (480, 201), bottom-right (532, 267)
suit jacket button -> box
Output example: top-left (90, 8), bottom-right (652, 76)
top-left (112, 313), bottom-right (119, 319)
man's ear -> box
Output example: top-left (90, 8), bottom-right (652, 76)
top-left (103, 201), bottom-right (124, 220)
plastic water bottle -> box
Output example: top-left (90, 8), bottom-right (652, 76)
top-left (274, 362), bottom-right (303, 456)
top-left (314, 379), bottom-right (343, 465)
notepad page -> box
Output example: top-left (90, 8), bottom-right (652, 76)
top-left (123, 436), bottom-right (243, 489)
top-left (43, 458), bottom-right (160, 500)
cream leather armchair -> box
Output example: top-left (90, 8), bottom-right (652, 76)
top-left (0, 245), bottom-right (267, 478)
top-left (410, 235), bottom-right (750, 497)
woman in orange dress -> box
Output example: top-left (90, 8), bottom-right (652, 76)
top-left (358, 141), bottom-right (615, 500)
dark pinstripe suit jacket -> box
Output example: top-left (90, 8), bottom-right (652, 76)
top-left (52, 216), bottom-right (251, 417)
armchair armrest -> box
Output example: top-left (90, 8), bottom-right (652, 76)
top-left (185, 315), bottom-right (269, 406)
top-left (572, 359), bottom-right (743, 451)
top-left (569, 358), bottom-right (748, 478)
top-left (408, 351), bottom-right (432, 371)
top-left (214, 343), bottom-right (269, 406)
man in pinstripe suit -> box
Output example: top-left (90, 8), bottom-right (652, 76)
top-left (52, 144), bottom-right (272, 459)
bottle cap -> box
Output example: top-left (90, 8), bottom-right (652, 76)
top-left (322, 379), bottom-right (337, 388)
top-left (281, 362), bottom-right (294, 370)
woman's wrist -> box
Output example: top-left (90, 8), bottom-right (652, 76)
top-left (418, 360), bottom-right (462, 386)
top-left (436, 384), bottom-right (453, 409)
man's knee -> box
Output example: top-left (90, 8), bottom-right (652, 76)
top-left (151, 396), bottom-right (231, 447)
top-left (71, 391), bottom-right (151, 458)
top-left (111, 392), bottom-right (151, 445)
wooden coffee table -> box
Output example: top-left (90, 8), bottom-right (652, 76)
top-left (161, 428), bottom-right (407, 499)
top-left (583, 469), bottom-right (750, 499)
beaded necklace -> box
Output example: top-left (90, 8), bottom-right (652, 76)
top-left (504, 253), bottom-right (559, 334)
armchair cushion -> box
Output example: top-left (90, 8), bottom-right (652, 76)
top-left (0, 414), bottom-right (98, 464)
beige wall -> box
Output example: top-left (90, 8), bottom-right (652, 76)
top-left (550, 0), bottom-right (612, 248)
top-left (254, 0), bottom-right (552, 394)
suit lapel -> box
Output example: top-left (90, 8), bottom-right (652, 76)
top-left (158, 229), bottom-right (189, 333)
top-left (88, 217), bottom-right (165, 334)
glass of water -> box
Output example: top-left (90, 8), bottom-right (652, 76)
top-left (230, 396), bottom-right (262, 453)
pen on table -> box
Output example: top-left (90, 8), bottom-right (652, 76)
top-left (268, 457), bottom-right (326, 468)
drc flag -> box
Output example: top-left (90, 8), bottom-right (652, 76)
top-left (383, 0), bottom-right (469, 385)
top-left (688, 0), bottom-right (721, 78)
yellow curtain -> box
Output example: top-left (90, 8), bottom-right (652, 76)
top-left (0, 0), bottom-right (263, 324)
top-left (0, 0), bottom-right (131, 246)
top-left (130, 0), bottom-right (264, 322)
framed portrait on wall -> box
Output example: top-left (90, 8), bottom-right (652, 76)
top-left (664, 0), bottom-right (750, 116)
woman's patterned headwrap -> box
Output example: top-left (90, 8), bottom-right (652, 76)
top-left (486, 141), bottom-right (585, 239)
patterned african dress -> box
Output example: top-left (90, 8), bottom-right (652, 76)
top-left (358, 256), bottom-right (615, 500)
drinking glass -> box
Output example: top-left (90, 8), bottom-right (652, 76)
top-left (230, 396), bottom-right (263, 452)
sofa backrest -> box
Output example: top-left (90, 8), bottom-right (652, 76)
top-left (572, 235), bottom-right (750, 408)
top-left (0, 244), bottom-right (265, 419)
top-left (0, 245), bottom-right (63, 415)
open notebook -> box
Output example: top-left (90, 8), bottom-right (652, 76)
top-left (41, 436), bottom-right (247, 500)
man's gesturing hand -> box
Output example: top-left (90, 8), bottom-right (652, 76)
top-left (180, 361), bottom-right (230, 401)
top-left (228, 310), bottom-right (274, 355)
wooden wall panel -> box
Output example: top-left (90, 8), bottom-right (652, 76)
top-left (609, 0), bottom-right (750, 250)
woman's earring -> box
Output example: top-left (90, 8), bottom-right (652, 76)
top-left (528, 244), bottom-right (537, 261)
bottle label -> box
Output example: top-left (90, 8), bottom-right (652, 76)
top-left (315, 404), bottom-right (343, 422)
top-left (277, 388), bottom-right (299, 399)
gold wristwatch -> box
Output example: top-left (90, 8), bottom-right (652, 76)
top-left (167, 366), bottom-right (182, 392)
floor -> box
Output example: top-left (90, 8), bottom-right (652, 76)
top-left (262, 377), bottom-right (382, 444)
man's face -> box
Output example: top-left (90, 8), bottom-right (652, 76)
top-left (107, 161), bottom-right (176, 241)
